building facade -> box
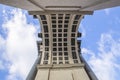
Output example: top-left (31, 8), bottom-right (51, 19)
top-left (0, 0), bottom-right (120, 80)
top-left (26, 11), bottom-right (98, 80)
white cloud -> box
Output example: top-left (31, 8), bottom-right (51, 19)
top-left (0, 9), bottom-right (38, 80)
top-left (78, 24), bottom-right (86, 38)
top-left (0, 35), bottom-right (5, 50)
top-left (82, 33), bottom-right (120, 80)
top-left (0, 60), bottom-right (4, 70)
top-left (104, 8), bottom-right (111, 15)
top-left (0, 35), bottom-right (6, 70)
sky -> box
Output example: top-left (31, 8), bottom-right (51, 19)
top-left (0, 4), bottom-right (120, 80)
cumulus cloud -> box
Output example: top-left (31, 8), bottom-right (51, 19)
top-left (78, 24), bottom-right (86, 38)
top-left (104, 8), bottom-right (111, 15)
top-left (0, 31), bottom-right (6, 71)
top-left (0, 9), bottom-right (38, 80)
top-left (82, 33), bottom-right (120, 80)
top-left (0, 60), bottom-right (4, 70)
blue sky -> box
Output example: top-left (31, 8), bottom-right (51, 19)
top-left (0, 4), bottom-right (120, 80)
top-left (81, 7), bottom-right (120, 80)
